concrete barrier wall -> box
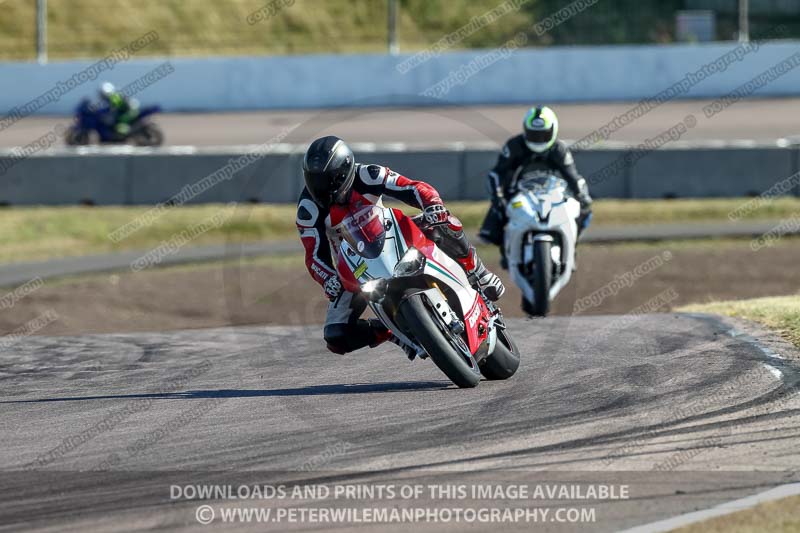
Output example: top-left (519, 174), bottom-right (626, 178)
top-left (1, 145), bottom-right (798, 206)
top-left (2, 40), bottom-right (800, 116)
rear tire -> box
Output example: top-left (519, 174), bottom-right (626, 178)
top-left (480, 327), bottom-right (520, 380)
top-left (65, 127), bottom-right (90, 146)
top-left (530, 239), bottom-right (552, 316)
top-left (398, 293), bottom-right (481, 389)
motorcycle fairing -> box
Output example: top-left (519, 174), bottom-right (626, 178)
top-left (505, 177), bottom-right (580, 303)
top-left (335, 206), bottom-right (492, 356)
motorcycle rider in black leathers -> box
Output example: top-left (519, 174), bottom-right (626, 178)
top-left (479, 106), bottom-right (593, 267)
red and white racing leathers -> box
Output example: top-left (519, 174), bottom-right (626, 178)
top-left (295, 163), bottom-right (477, 354)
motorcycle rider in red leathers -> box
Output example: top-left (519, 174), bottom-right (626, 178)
top-left (296, 136), bottom-right (505, 359)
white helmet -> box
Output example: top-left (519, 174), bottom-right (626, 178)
top-left (99, 82), bottom-right (116, 99)
top-left (523, 105), bottom-right (559, 153)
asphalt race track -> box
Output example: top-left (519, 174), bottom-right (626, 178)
top-left (2, 98), bottom-right (800, 148)
top-left (1, 314), bottom-right (798, 531)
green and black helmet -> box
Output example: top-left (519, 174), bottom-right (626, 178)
top-left (523, 105), bottom-right (559, 153)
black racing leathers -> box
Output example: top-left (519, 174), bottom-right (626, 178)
top-left (479, 136), bottom-right (593, 246)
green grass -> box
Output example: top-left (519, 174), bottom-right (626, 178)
top-left (680, 295), bottom-right (800, 348)
top-left (1, 198), bottom-right (798, 264)
top-left (0, 203), bottom-right (292, 263)
top-left (669, 495), bottom-right (800, 533)
top-left (0, 0), bottom-right (533, 60)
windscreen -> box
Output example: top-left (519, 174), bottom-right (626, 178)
top-left (339, 205), bottom-right (386, 259)
top-left (517, 172), bottom-right (568, 197)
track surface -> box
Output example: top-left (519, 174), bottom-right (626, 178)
top-left (1, 314), bottom-right (799, 531)
top-left (2, 98), bottom-right (799, 148)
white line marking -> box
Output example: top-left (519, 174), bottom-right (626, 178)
top-left (619, 482), bottom-right (800, 533)
top-left (762, 363), bottom-right (783, 380)
top-left (727, 328), bottom-right (784, 360)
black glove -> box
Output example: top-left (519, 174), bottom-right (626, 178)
top-left (574, 178), bottom-right (593, 215)
top-left (491, 194), bottom-right (507, 214)
top-left (578, 192), bottom-right (593, 216)
top-left (323, 276), bottom-right (343, 301)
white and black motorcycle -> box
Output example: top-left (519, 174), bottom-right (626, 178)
top-left (505, 172), bottom-right (581, 317)
top-left (333, 197), bottom-right (520, 388)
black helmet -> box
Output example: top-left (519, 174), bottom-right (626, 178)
top-left (302, 136), bottom-right (356, 208)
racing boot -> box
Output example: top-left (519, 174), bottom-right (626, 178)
top-left (369, 320), bottom-right (394, 348)
top-left (373, 323), bottom-right (426, 361)
top-left (457, 247), bottom-right (505, 302)
top-left (389, 334), bottom-right (427, 361)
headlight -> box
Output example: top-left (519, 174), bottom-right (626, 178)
top-left (361, 278), bottom-right (388, 302)
top-left (393, 247), bottom-right (426, 277)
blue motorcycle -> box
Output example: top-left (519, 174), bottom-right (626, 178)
top-left (65, 98), bottom-right (164, 146)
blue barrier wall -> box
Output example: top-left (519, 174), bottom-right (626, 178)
top-left (1, 40), bottom-right (799, 115)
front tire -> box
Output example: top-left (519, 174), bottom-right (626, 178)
top-left (480, 327), bottom-right (520, 380)
top-left (132, 123), bottom-right (164, 146)
top-left (528, 239), bottom-right (552, 316)
top-left (398, 293), bottom-right (481, 388)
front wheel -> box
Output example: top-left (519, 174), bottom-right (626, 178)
top-left (131, 123), bottom-right (164, 146)
top-left (480, 327), bottom-right (520, 380)
top-left (526, 239), bottom-right (552, 317)
top-left (398, 293), bottom-right (481, 388)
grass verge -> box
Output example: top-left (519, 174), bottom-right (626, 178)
top-left (679, 295), bottom-right (800, 348)
top-left (1, 198), bottom-right (798, 264)
top-left (669, 495), bottom-right (800, 533)
top-left (0, 0), bottom-right (530, 60)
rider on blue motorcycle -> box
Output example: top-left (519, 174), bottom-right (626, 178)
top-left (98, 82), bottom-right (140, 137)
top-left (479, 106), bottom-right (593, 268)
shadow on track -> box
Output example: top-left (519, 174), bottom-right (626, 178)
top-left (1, 381), bottom-right (451, 404)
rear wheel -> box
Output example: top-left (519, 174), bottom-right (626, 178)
top-left (65, 127), bottom-right (90, 146)
top-left (479, 326), bottom-right (520, 380)
top-left (398, 292), bottom-right (481, 388)
top-left (528, 239), bottom-right (552, 316)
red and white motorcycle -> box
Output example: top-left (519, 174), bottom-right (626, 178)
top-left (333, 200), bottom-right (520, 388)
